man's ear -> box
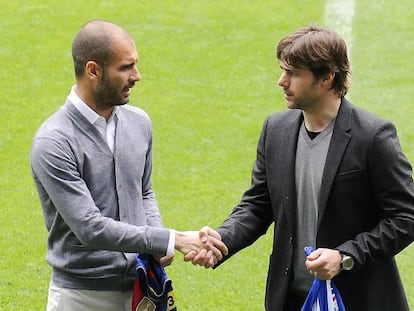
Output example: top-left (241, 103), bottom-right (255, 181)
top-left (322, 72), bottom-right (335, 84)
top-left (320, 72), bottom-right (335, 88)
top-left (85, 61), bottom-right (102, 80)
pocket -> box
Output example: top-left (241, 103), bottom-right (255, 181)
top-left (336, 168), bottom-right (364, 181)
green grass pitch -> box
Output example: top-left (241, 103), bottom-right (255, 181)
top-left (0, 0), bottom-right (413, 309)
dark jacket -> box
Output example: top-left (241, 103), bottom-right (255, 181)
top-left (217, 98), bottom-right (414, 310)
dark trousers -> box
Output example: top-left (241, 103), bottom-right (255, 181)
top-left (283, 290), bottom-right (306, 311)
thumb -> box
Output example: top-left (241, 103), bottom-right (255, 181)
top-left (199, 226), bottom-right (211, 243)
top-left (307, 248), bottom-right (322, 261)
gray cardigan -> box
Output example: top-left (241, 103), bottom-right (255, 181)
top-left (31, 100), bottom-right (170, 290)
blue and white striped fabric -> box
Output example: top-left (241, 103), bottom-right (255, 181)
top-left (301, 247), bottom-right (346, 311)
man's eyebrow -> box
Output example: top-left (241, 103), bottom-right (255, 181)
top-left (120, 61), bottom-right (137, 69)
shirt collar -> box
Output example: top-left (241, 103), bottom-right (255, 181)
top-left (68, 85), bottom-right (118, 125)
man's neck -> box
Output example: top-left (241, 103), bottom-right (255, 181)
top-left (303, 97), bottom-right (341, 132)
top-left (75, 85), bottom-right (113, 121)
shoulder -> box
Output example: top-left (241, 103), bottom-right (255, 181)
top-left (339, 100), bottom-right (401, 152)
top-left (345, 101), bottom-right (394, 134)
top-left (33, 105), bottom-right (74, 141)
top-left (119, 105), bottom-right (151, 123)
top-left (341, 98), bottom-right (389, 126)
top-left (117, 105), bottom-right (153, 138)
top-left (267, 109), bottom-right (301, 122)
top-left (264, 109), bottom-right (302, 131)
top-left (31, 103), bottom-right (88, 161)
top-left (352, 105), bottom-right (387, 124)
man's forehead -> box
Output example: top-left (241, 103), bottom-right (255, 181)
top-left (110, 38), bottom-right (138, 59)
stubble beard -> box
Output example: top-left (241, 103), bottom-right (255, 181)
top-left (95, 73), bottom-right (127, 110)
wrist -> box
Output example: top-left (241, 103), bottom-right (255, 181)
top-left (174, 231), bottom-right (185, 251)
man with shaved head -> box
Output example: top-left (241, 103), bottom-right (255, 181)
top-left (31, 20), bottom-right (227, 310)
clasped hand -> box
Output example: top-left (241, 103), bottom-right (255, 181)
top-left (305, 248), bottom-right (342, 280)
top-left (175, 226), bottom-right (228, 268)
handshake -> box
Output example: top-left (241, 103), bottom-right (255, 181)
top-left (170, 226), bottom-right (229, 268)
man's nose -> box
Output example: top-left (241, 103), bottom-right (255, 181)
top-left (132, 67), bottom-right (142, 82)
top-left (277, 71), bottom-right (288, 87)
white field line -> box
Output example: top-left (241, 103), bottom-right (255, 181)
top-left (324, 0), bottom-right (355, 58)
